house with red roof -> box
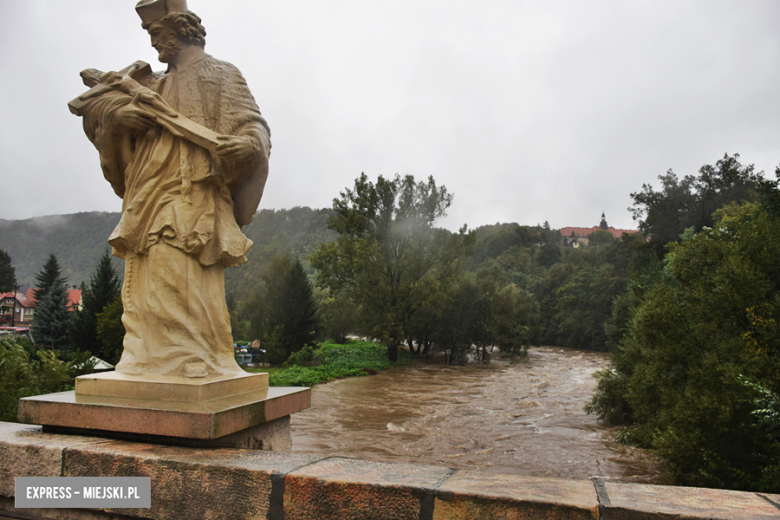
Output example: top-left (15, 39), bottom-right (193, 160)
top-left (0, 291), bottom-right (36, 326)
top-left (560, 213), bottom-right (640, 247)
top-left (24, 286), bottom-right (82, 310)
top-left (1, 286), bottom-right (84, 326)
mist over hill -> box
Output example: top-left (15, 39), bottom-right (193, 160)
top-left (0, 208), bottom-right (338, 292)
top-left (0, 212), bottom-right (122, 287)
top-left (0, 207), bottom-right (557, 305)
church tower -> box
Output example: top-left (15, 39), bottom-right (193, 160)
top-left (599, 211), bottom-right (608, 230)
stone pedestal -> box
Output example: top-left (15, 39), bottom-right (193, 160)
top-left (17, 371), bottom-right (310, 452)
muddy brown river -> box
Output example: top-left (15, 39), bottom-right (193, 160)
top-left (290, 346), bottom-right (666, 484)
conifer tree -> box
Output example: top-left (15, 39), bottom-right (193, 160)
top-left (32, 281), bottom-right (72, 350)
top-left (96, 296), bottom-right (125, 363)
top-left (257, 255), bottom-right (319, 364)
top-left (70, 251), bottom-right (121, 356)
top-left (33, 254), bottom-right (65, 303)
top-left (0, 250), bottom-right (15, 293)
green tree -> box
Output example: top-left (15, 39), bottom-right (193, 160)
top-left (317, 289), bottom-right (358, 344)
top-left (490, 283), bottom-right (540, 357)
top-left (0, 249), bottom-right (15, 293)
top-left (250, 255), bottom-right (319, 364)
top-left (429, 277), bottom-right (491, 365)
top-left (96, 296), bottom-right (125, 364)
top-left (535, 242), bottom-right (562, 268)
top-left (311, 174), bottom-right (475, 361)
top-left (31, 281), bottom-right (72, 350)
top-left (33, 254), bottom-right (66, 303)
top-left (587, 229), bottom-right (614, 247)
top-left (69, 250), bottom-right (122, 356)
top-left (590, 194), bottom-right (780, 491)
top-left (630, 153), bottom-right (761, 254)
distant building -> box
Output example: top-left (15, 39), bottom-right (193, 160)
top-left (0, 291), bottom-right (36, 326)
top-left (2, 285), bottom-right (85, 326)
top-left (67, 286), bottom-right (83, 311)
top-left (24, 286), bottom-right (83, 312)
top-left (560, 212), bottom-right (639, 247)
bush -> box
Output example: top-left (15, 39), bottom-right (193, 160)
top-left (0, 337), bottom-right (78, 422)
top-left (287, 345), bottom-right (315, 366)
top-left (267, 340), bottom-right (410, 386)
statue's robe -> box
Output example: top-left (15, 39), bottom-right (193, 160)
top-left (80, 53), bottom-right (270, 378)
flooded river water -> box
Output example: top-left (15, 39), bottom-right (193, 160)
top-left (290, 346), bottom-right (666, 484)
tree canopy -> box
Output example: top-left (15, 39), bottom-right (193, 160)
top-left (33, 254), bottom-right (66, 303)
top-left (589, 167), bottom-right (780, 492)
top-left (311, 173), bottom-right (475, 361)
top-left (31, 280), bottom-right (72, 350)
top-left (630, 153), bottom-right (761, 253)
top-left (70, 250), bottom-right (122, 357)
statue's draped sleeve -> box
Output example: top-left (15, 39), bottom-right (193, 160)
top-left (206, 59), bottom-right (271, 227)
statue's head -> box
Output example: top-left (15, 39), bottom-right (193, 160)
top-left (135, 0), bottom-right (206, 64)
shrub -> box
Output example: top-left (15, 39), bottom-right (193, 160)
top-left (267, 340), bottom-right (410, 386)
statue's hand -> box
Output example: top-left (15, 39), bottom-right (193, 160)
top-left (131, 88), bottom-right (179, 118)
top-left (113, 93), bottom-right (157, 131)
top-left (215, 135), bottom-right (256, 162)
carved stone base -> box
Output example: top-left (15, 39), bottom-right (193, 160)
top-left (41, 415), bottom-right (293, 452)
top-left (74, 370), bottom-right (270, 402)
top-left (17, 385), bottom-right (310, 444)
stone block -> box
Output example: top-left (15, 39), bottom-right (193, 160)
top-left (0, 422), bottom-right (110, 498)
top-left (284, 457), bottom-right (451, 520)
top-left (760, 492), bottom-right (780, 509)
top-left (433, 471), bottom-right (599, 520)
top-left (75, 371), bottom-right (269, 402)
top-left (205, 415), bottom-right (291, 451)
top-left (62, 440), bottom-right (328, 520)
top-left (1, 496), bottom-right (132, 520)
top-left (18, 386), bottom-right (310, 440)
top-left (605, 482), bottom-right (780, 519)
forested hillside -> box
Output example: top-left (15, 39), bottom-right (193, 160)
top-left (224, 207), bottom-right (338, 304)
top-left (0, 208), bottom-right (337, 295)
top-left (0, 212), bottom-right (122, 286)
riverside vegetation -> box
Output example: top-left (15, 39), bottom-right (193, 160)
top-left (2, 153), bottom-right (779, 492)
top-left (248, 340), bottom-right (412, 387)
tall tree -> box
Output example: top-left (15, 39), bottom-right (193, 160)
top-left (70, 251), bottom-right (122, 356)
top-left (311, 174), bottom-right (475, 361)
top-left (430, 277), bottom-right (492, 365)
top-left (630, 153), bottom-right (762, 253)
top-left (96, 296), bottom-right (125, 364)
top-left (251, 255), bottom-right (319, 364)
top-left (31, 281), bottom-right (72, 350)
top-left (0, 250), bottom-right (15, 293)
top-left (33, 254), bottom-right (66, 303)
top-left (316, 289), bottom-right (358, 344)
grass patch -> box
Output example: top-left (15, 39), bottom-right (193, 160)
top-left (245, 340), bottom-right (411, 387)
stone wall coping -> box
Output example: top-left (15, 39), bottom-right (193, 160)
top-left (0, 421), bottom-right (778, 520)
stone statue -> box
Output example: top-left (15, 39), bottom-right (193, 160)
top-left (71, 0), bottom-right (270, 379)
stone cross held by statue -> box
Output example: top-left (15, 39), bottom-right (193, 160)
top-left (68, 60), bottom-right (222, 152)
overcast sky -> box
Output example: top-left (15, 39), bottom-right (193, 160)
top-left (1, 0), bottom-right (779, 231)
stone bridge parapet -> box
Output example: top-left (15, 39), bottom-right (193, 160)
top-left (0, 422), bottom-right (778, 519)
